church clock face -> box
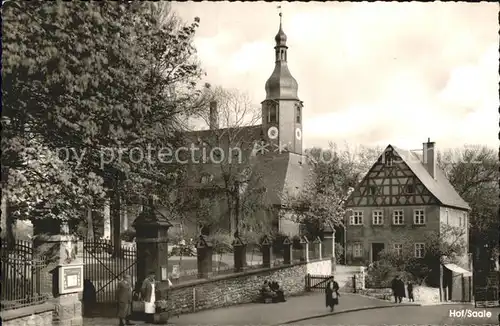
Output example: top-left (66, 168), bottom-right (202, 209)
top-left (295, 128), bottom-right (302, 140)
top-left (267, 126), bottom-right (279, 139)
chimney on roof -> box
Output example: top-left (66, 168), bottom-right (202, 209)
top-left (422, 138), bottom-right (436, 179)
top-left (209, 101), bottom-right (219, 130)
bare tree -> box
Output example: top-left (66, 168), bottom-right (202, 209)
top-left (185, 86), bottom-right (269, 238)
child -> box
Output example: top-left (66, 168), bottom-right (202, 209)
top-left (407, 281), bottom-right (414, 302)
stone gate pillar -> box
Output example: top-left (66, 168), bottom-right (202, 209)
top-left (300, 236), bottom-right (309, 262)
top-left (196, 235), bottom-right (213, 279)
top-left (133, 201), bottom-right (172, 289)
top-left (32, 219), bottom-right (84, 326)
top-left (313, 236), bottom-right (322, 260)
top-left (232, 236), bottom-right (247, 273)
top-left (283, 236), bottom-right (292, 265)
top-left (261, 235), bottom-right (273, 268)
top-left (322, 221), bottom-right (335, 272)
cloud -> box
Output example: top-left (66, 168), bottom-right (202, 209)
top-left (174, 2), bottom-right (498, 149)
top-left (195, 32), bottom-right (235, 67)
top-left (228, 41), bottom-right (269, 73)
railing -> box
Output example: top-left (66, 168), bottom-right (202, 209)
top-left (474, 286), bottom-right (499, 307)
top-left (1, 240), bottom-right (51, 311)
top-left (305, 274), bottom-right (331, 291)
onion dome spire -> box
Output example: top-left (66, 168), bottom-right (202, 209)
top-left (264, 11), bottom-right (299, 101)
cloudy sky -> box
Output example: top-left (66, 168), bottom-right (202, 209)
top-left (172, 2), bottom-right (498, 150)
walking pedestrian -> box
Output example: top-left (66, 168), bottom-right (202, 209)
top-left (116, 275), bottom-right (133, 326)
top-left (325, 276), bottom-right (340, 312)
top-left (391, 275), bottom-right (399, 303)
top-left (141, 272), bottom-right (157, 323)
top-left (407, 281), bottom-right (414, 302)
top-left (396, 277), bottom-right (406, 303)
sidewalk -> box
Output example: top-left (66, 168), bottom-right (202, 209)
top-left (85, 292), bottom-right (401, 326)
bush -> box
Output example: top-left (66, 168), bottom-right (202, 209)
top-left (365, 260), bottom-right (418, 288)
top-left (168, 245), bottom-right (196, 257)
top-left (208, 232), bottom-right (233, 254)
top-left (291, 235), bottom-right (303, 250)
top-left (120, 228), bottom-right (136, 242)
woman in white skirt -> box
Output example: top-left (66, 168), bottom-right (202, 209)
top-left (141, 272), bottom-right (156, 323)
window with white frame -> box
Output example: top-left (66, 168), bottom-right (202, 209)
top-left (459, 213), bottom-right (467, 227)
top-left (414, 243), bottom-right (425, 258)
top-left (392, 210), bottom-right (404, 225)
top-left (413, 209), bottom-right (425, 225)
top-left (393, 243), bottom-right (403, 255)
top-left (350, 211), bottom-right (363, 225)
top-left (372, 210), bottom-right (384, 225)
top-left (353, 243), bottom-right (363, 258)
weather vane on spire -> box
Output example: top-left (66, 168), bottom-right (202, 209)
top-left (277, 5), bottom-right (282, 21)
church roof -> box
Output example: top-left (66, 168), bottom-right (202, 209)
top-left (265, 63), bottom-right (299, 101)
top-left (180, 125), bottom-right (311, 207)
top-left (184, 125), bottom-right (264, 149)
top-left (250, 152), bottom-right (312, 206)
top-left (391, 146), bottom-right (470, 211)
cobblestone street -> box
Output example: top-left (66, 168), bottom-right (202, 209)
top-left (84, 292), bottom-right (401, 326)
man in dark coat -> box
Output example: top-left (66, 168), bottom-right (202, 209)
top-left (397, 277), bottom-right (406, 303)
top-left (325, 276), bottom-right (340, 312)
top-left (116, 275), bottom-right (133, 326)
top-left (391, 276), bottom-right (400, 303)
top-left (82, 279), bottom-right (97, 316)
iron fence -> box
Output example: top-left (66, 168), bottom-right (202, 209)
top-left (1, 240), bottom-right (51, 311)
top-left (83, 238), bottom-right (137, 303)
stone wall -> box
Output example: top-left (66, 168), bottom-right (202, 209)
top-left (306, 258), bottom-right (332, 275)
top-left (161, 258), bottom-right (330, 315)
top-left (1, 303), bottom-right (54, 326)
top-left (53, 293), bottom-right (83, 326)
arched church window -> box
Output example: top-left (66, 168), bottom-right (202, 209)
top-left (280, 49), bottom-right (285, 60)
top-left (268, 104), bottom-right (277, 123)
top-left (296, 105), bottom-right (301, 123)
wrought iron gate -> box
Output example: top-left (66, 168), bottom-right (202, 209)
top-left (83, 239), bottom-right (137, 303)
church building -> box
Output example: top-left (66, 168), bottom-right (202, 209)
top-left (172, 13), bottom-right (312, 237)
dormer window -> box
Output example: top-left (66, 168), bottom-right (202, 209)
top-left (268, 104), bottom-right (277, 123)
top-left (385, 152), bottom-right (393, 167)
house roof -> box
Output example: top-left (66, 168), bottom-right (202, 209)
top-left (391, 145), bottom-right (470, 211)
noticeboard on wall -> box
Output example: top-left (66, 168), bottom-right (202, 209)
top-left (58, 265), bottom-right (84, 294)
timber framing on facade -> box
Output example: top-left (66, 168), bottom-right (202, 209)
top-left (345, 145), bottom-right (469, 211)
top-left (346, 146), bottom-right (439, 207)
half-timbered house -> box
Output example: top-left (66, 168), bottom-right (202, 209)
top-left (344, 139), bottom-right (470, 270)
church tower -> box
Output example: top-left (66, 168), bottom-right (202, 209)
top-left (262, 13), bottom-right (303, 155)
